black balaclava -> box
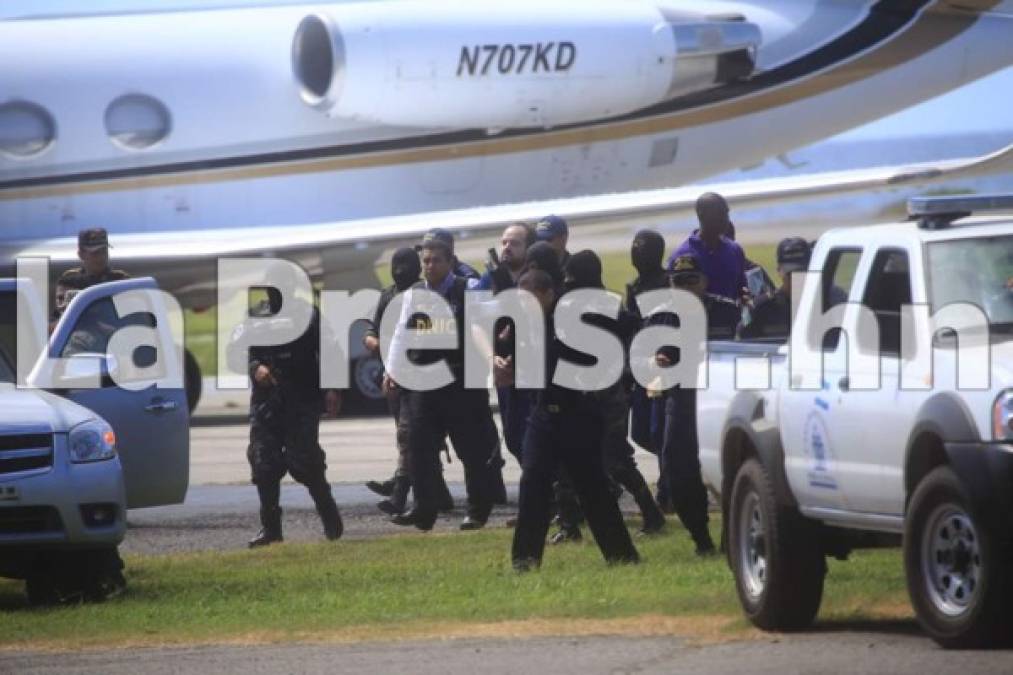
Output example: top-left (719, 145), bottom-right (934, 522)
top-left (631, 229), bottom-right (665, 277)
top-left (523, 241), bottom-right (563, 286)
top-left (391, 247), bottom-right (421, 291)
top-left (565, 250), bottom-right (604, 290)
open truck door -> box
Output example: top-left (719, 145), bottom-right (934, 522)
top-left (26, 277), bottom-right (189, 509)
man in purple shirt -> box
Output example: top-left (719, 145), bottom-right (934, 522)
top-left (667, 192), bottom-right (747, 302)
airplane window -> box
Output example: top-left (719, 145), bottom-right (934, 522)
top-left (0, 101), bottom-right (56, 159)
top-left (104, 93), bottom-right (171, 150)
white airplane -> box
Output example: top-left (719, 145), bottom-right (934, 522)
top-left (2, 0), bottom-right (1013, 410)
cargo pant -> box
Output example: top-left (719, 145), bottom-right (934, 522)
top-left (403, 383), bottom-right (500, 521)
top-left (512, 396), bottom-right (639, 566)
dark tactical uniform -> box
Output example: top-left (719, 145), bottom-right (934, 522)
top-left (453, 259), bottom-right (481, 280)
top-left (364, 282), bottom-right (455, 514)
top-left (739, 289), bottom-right (791, 340)
top-left (555, 250), bottom-right (665, 538)
top-left (54, 266), bottom-right (130, 321)
top-left (366, 284), bottom-right (410, 482)
top-left (233, 298), bottom-right (342, 544)
top-left (623, 269), bottom-right (670, 452)
top-left (57, 266), bottom-right (130, 293)
top-left (512, 314), bottom-right (640, 569)
top-left (43, 229), bottom-right (130, 598)
top-left (397, 276), bottom-right (501, 529)
top-left (738, 237), bottom-right (816, 341)
top-left (653, 261), bottom-right (740, 555)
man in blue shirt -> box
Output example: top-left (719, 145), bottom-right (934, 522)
top-left (385, 237), bottom-right (501, 531)
top-left (668, 193), bottom-right (747, 302)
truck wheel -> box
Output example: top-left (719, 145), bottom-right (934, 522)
top-left (904, 466), bottom-right (1012, 648)
top-left (24, 573), bottom-right (61, 607)
top-left (24, 548), bottom-right (126, 606)
top-left (729, 459), bottom-right (825, 631)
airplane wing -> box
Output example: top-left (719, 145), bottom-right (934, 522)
top-left (6, 140), bottom-right (1013, 306)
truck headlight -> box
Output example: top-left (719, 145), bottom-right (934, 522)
top-left (993, 390), bottom-right (1013, 442)
top-left (69, 420), bottom-right (117, 463)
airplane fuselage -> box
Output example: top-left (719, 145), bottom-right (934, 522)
top-left (2, 0), bottom-right (1012, 248)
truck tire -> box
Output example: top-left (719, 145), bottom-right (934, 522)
top-left (904, 466), bottom-right (1012, 648)
top-left (729, 459), bottom-right (825, 631)
top-left (24, 573), bottom-right (61, 606)
top-left (24, 548), bottom-right (126, 606)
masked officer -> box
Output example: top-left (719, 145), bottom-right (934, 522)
top-left (564, 251), bottom-right (666, 535)
top-left (510, 268), bottom-right (640, 571)
top-left (230, 269), bottom-right (344, 547)
top-left (363, 248), bottom-right (455, 516)
top-left (54, 228), bottom-right (129, 319)
top-left (653, 254), bottom-right (739, 556)
top-left (623, 230), bottom-right (673, 510)
top-left (384, 236), bottom-right (501, 531)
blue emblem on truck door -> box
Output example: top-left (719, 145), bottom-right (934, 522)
top-left (803, 410), bottom-right (838, 490)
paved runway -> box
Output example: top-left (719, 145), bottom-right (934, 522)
top-left (188, 412), bottom-right (661, 487)
top-left (5, 629), bottom-right (1011, 675)
top-left (120, 412), bottom-right (660, 554)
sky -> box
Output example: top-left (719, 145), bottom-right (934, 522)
top-left (836, 66), bottom-right (1013, 141)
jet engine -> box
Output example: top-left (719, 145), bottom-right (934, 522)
top-left (292, 2), bottom-right (759, 130)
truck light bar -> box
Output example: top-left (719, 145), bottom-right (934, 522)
top-left (909, 194), bottom-right (1013, 229)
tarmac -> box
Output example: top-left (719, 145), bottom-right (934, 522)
top-left (5, 407), bottom-right (1011, 671)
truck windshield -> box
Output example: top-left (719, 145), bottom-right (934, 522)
top-left (926, 234), bottom-right (1013, 331)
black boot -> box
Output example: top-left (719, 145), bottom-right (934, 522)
top-left (549, 525), bottom-right (582, 544)
top-left (249, 482), bottom-right (283, 548)
top-left (249, 506), bottom-right (283, 547)
top-left (309, 481), bottom-right (343, 541)
top-left (636, 486), bottom-right (666, 535)
top-left (377, 475), bottom-right (411, 516)
top-left (390, 507), bottom-right (437, 531)
top-left (461, 503), bottom-right (492, 531)
top-left (691, 528), bottom-right (717, 557)
top-left (365, 477), bottom-right (395, 497)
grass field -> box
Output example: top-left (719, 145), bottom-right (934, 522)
top-left (0, 521), bottom-right (913, 651)
top-left (185, 244), bottom-right (779, 375)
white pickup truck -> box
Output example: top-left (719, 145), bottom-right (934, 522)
top-left (0, 277), bottom-right (188, 602)
top-left (698, 195), bottom-right (1013, 648)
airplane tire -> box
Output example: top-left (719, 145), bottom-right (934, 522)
top-left (345, 353), bottom-right (387, 415)
top-left (184, 349), bottom-right (202, 413)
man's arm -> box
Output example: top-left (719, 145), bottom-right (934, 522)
top-left (364, 286), bottom-right (395, 353)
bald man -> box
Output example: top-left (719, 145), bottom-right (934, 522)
top-left (667, 193), bottom-right (747, 302)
